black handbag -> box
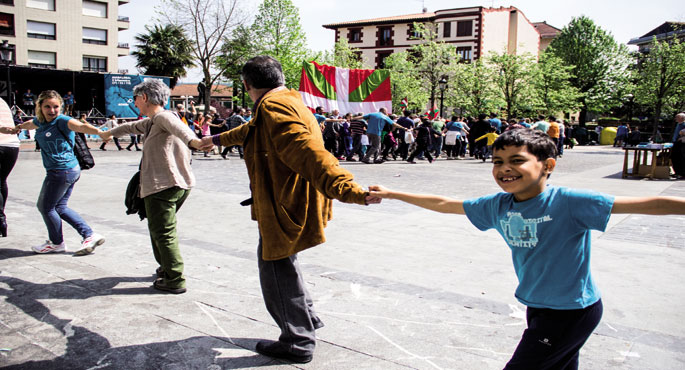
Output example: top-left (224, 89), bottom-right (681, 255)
top-left (56, 127), bottom-right (95, 170)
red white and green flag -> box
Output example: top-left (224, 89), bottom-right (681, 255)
top-left (399, 97), bottom-right (408, 111)
top-left (299, 61), bottom-right (392, 114)
top-left (429, 103), bottom-right (440, 120)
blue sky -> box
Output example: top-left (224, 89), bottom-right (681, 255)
top-left (118, 0), bottom-right (685, 82)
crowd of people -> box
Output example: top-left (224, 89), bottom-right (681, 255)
top-left (308, 109), bottom-right (580, 164)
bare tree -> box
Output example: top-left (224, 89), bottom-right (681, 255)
top-left (157, 0), bottom-right (246, 112)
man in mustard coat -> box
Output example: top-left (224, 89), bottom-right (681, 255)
top-left (201, 56), bottom-right (379, 363)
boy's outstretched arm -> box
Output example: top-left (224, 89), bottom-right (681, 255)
top-left (368, 185), bottom-right (465, 214)
top-left (612, 196), bottom-right (685, 215)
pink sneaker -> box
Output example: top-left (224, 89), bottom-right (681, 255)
top-left (32, 240), bottom-right (66, 254)
top-left (75, 233), bottom-right (105, 256)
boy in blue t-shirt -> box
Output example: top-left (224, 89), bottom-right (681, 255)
top-left (369, 129), bottom-right (685, 369)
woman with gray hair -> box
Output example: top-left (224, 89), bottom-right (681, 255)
top-left (101, 78), bottom-right (204, 294)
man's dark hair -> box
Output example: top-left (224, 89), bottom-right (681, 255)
top-left (548, 115), bottom-right (556, 122)
top-left (242, 55), bottom-right (285, 89)
top-left (451, 115), bottom-right (458, 121)
top-left (404, 110), bottom-right (412, 117)
top-left (538, 115), bottom-right (546, 121)
top-left (493, 129), bottom-right (557, 161)
top-left (478, 113), bottom-right (488, 120)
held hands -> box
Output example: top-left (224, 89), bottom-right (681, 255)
top-left (99, 130), bottom-right (113, 141)
top-left (368, 185), bottom-right (392, 199)
top-left (0, 126), bottom-right (20, 135)
top-left (198, 136), bottom-right (215, 151)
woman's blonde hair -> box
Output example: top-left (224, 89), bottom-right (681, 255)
top-left (35, 90), bottom-right (63, 122)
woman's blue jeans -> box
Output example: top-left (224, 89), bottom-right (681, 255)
top-left (37, 167), bottom-right (92, 244)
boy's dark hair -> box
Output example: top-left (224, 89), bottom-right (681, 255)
top-left (241, 55), bottom-right (285, 89)
top-left (489, 126), bottom-right (497, 132)
top-left (404, 110), bottom-right (412, 117)
top-left (478, 113), bottom-right (488, 120)
top-left (451, 115), bottom-right (458, 121)
top-left (493, 129), bottom-right (557, 161)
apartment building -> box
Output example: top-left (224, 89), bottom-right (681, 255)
top-left (323, 6), bottom-right (549, 69)
top-left (0, 0), bottom-right (130, 72)
top-left (628, 22), bottom-right (685, 53)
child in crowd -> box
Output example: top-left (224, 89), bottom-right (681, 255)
top-left (475, 126), bottom-right (499, 162)
top-left (369, 129), bottom-right (685, 369)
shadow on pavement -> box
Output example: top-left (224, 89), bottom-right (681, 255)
top-left (0, 275), bottom-right (273, 369)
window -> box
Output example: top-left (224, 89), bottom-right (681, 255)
top-left (82, 0), bottom-right (107, 18)
top-left (348, 28), bottom-right (362, 43)
top-left (0, 0), bottom-right (14, 6)
top-left (378, 26), bottom-right (393, 46)
top-left (27, 20), bottom-right (56, 40)
top-left (28, 50), bottom-right (56, 69)
top-left (83, 56), bottom-right (106, 72)
top-left (83, 27), bottom-right (107, 45)
top-left (443, 21), bottom-right (451, 38)
top-left (0, 13), bottom-right (14, 36)
top-left (457, 20), bottom-right (473, 37)
top-left (456, 47), bottom-right (472, 62)
top-left (376, 51), bottom-right (392, 69)
top-left (26, 0), bottom-right (54, 10)
top-left (407, 24), bottom-right (421, 39)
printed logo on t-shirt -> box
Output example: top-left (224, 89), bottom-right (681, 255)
top-left (500, 212), bottom-right (553, 249)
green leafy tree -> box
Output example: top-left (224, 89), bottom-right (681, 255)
top-left (331, 39), bottom-right (365, 69)
top-left (634, 37), bottom-right (685, 139)
top-left (216, 25), bottom-right (255, 108)
top-left (547, 16), bottom-right (632, 124)
top-left (251, 0), bottom-right (310, 89)
top-left (488, 51), bottom-right (537, 119)
top-left (157, 0), bottom-right (246, 112)
top-left (532, 52), bottom-right (581, 116)
top-left (408, 23), bottom-right (459, 111)
top-left (131, 24), bottom-right (195, 88)
top-left (446, 59), bottom-right (500, 117)
top-left (383, 51), bottom-right (427, 114)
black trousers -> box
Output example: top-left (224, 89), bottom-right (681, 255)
top-left (0, 146), bottom-right (19, 222)
top-left (505, 299), bottom-right (603, 370)
top-left (672, 140), bottom-right (685, 176)
top-left (407, 140), bottom-right (433, 162)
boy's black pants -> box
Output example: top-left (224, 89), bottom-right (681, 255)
top-left (505, 299), bottom-right (603, 370)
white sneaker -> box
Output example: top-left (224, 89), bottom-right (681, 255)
top-left (75, 233), bottom-right (105, 256)
top-left (32, 240), bottom-right (66, 254)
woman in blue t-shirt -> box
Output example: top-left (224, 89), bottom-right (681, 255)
top-left (7, 90), bottom-right (106, 255)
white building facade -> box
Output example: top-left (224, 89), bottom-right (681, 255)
top-left (323, 6), bottom-right (545, 69)
top-left (0, 0), bottom-right (130, 72)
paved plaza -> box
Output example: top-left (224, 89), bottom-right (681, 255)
top-left (1, 143), bottom-right (684, 369)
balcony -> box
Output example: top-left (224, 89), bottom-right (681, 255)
top-left (117, 42), bottom-right (129, 57)
top-left (117, 16), bottom-right (130, 31)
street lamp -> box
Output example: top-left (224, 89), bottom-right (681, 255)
top-left (438, 76), bottom-right (448, 118)
top-left (624, 93), bottom-right (634, 124)
top-left (0, 40), bottom-right (13, 105)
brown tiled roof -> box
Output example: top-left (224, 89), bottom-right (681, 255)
top-left (170, 83), bottom-right (232, 97)
top-left (323, 12), bottom-right (435, 29)
top-left (533, 21), bottom-right (561, 38)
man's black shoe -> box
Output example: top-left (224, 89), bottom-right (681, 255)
top-left (153, 278), bottom-right (186, 294)
top-left (255, 340), bottom-right (313, 364)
